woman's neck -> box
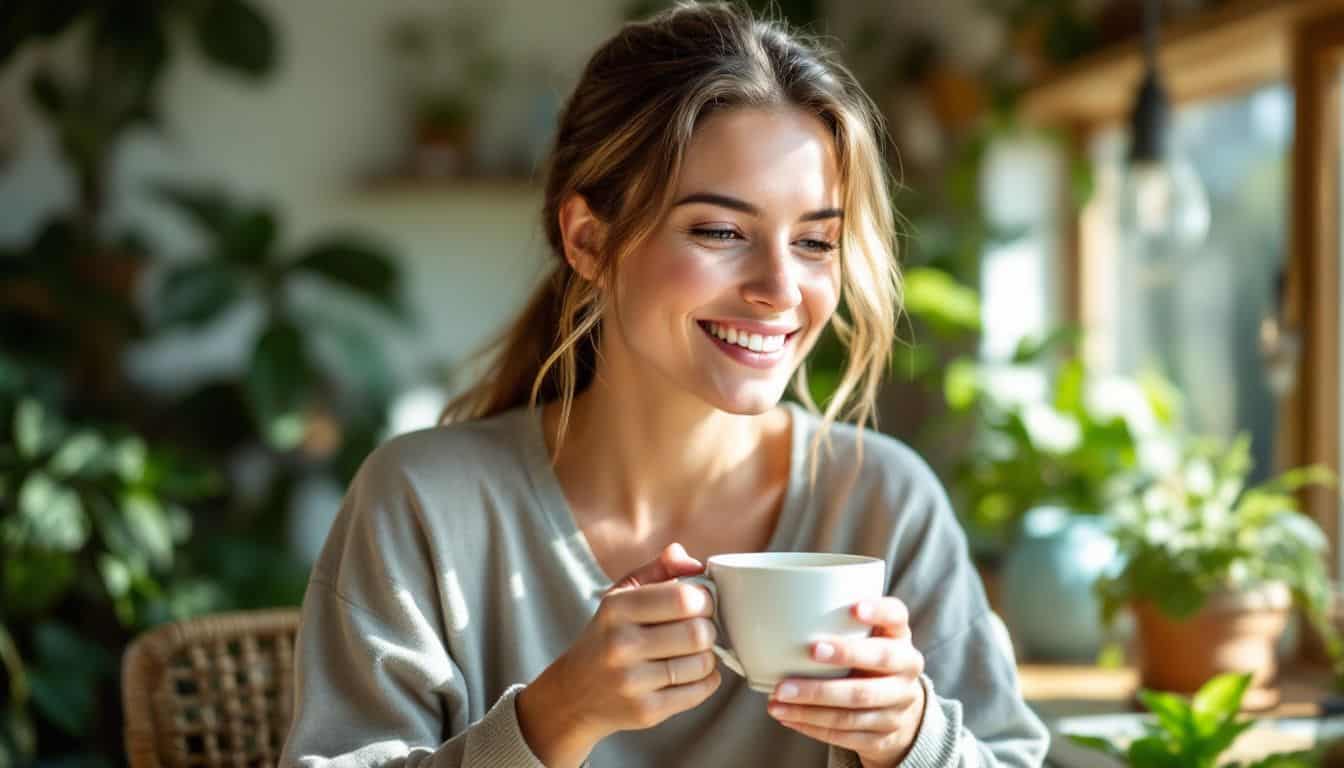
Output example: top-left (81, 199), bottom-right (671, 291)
top-left (542, 371), bottom-right (783, 538)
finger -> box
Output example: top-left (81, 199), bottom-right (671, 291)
top-left (611, 543), bottom-right (703, 591)
top-left (772, 675), bottom-right (919, 710)
top-left (644, 666), bottom-right (722, 712)
top-left (775, 719), bottom-right (903, 754)
top-left (605, 581), bottom-right (713, 624)
top-left (621, 650), bottom-right (719, 693)
top-left (853, 597), bottom-right (910, 634)
top-left (809, 637), bottom-right (923, 676)
top-left (767, 702), bottom-right (903, 733)
top-left (636, 617), bottom-right (717, 659)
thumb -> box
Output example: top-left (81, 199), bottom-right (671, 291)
top-left (611, 542), bottom-right (703, 592)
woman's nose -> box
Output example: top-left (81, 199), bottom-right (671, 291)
top-left (740, 238), bottom-right (803, 310)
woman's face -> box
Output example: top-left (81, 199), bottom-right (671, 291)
top-left (606, 106), bottom-right (844, 415)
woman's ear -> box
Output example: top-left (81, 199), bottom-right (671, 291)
top-left (558, 194), bottom-right (606, 284)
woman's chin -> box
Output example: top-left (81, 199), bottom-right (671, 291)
top-left (708, 382), bottom-right (790, 415)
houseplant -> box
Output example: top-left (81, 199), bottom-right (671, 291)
top-left (1096, 433), bottom-right (1344, 707)
top-left (1067, 672), bottom-right (1333, 767)
top-left (944, 350), bottom-right (1177, 659)
top-left (1, 3), bottom-right (412, 763)
top-left (387, 9), bottom-right (505, 178)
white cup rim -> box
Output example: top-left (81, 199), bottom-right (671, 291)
top-left (706, 552), bottom-right (882, 571)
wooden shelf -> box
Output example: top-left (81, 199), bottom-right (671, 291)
top-left (1020, 0), bottom-right (1344, 127)
top-left (1019, 661), bottom-right (1335, 720)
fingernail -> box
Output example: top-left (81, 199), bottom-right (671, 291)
top-left (768, 704), bottom-right (786, 718)
top-left (777, 683), bottom-right (799, 701)
top-left (856, 602), bottom-right (873, 620)
top-left (813, 642), bottom-right (834, 661)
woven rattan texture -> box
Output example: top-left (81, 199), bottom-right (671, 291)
top-left (123, 609), bottom-right (300, 768)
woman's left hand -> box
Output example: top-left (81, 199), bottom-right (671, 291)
top-left (766, 597), bottom-right (926, 768)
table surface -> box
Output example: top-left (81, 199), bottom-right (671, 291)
top-left (1018, 662), bottom-right (1340, 764)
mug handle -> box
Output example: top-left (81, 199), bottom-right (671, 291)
top-left (680, 574), bottom-right (747, 679)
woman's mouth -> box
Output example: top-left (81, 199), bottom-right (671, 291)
top-left (696, 321), bottom-right (800, 370)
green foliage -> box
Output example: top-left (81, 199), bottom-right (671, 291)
top-left (1094, 435), bottom-right (1344, 687)
top-left (0, 2), bottom-right (407, 764)
top-left (947, 345), bottom-right (1173, 550)
top-left (1068, 673), bottom-right (1327, 767)
top-left (0, 382), bottom-right (223, 759)
top-left (152, 183), bottom-right (407, 450)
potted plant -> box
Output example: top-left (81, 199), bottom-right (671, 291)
top-left (387, 10), bottom-right (505, 179)
top-left (1065, 672), bottom-right (1337, 767)
top-left (946, 351), bottom-right (1175, 660)
top-left (1096, 433), bottom-right (1344, 708)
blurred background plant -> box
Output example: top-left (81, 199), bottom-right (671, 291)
top-left (945, 342), bottom-right (1181, 553)
top-left (0, 2), bottom-right (409, 764)
top-left (387, 8), bottom-right (506, 178)
top-left (1097, 433), bottom-right (1344, 691)
top-left (1067, 672), bottom-right (1338, 767)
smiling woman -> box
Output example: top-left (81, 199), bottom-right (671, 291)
top-left (279, 3), bottom-right (1048, 767)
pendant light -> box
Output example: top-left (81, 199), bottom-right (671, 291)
top-left (1118, 0), bottom-right (1210, 253)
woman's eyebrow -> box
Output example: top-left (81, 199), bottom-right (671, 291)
top-left (672, 192), bottom-right (843, 222)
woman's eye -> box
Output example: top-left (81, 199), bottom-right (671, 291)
top-left (690, 228), bottom-right (740, 242)
top-left (798, 239), bottom-right (838, 255)
top-left (689, 228), bottom-right (836, 256)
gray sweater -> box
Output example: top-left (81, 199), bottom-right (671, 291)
top-left (280, 403), bottom-right (1048, 767)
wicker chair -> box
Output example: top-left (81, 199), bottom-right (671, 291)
top-left (122, 608), bottom-right (300, 768)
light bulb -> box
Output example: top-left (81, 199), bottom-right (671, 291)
top-left (1118, 155), bottom-right (1211, 251)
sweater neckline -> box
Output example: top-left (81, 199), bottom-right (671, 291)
top-left (518, 401), bottom-right (809, 599)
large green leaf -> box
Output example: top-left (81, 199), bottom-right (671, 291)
top-left (313, 316), bottom-right (396, 401)
top-left (218, 208), bottom-right (278, 268)
top-left (1191, 673), bottom-right (1251, 736)
top-left (291, 238), bottom-right (406, 320)
top-left (902, 267), bottom-right (980, 332)
top-left (152, 183), bottom-right (235, 237)
top-left (16, 473), bottom-right (87, 551)
top-left (246, 321), bottom-right (313, 450)
top-left (27, 623), bottom-right (112, 737)
top-left (48, 431), bottom-right (107, 478)
top-left (1, 550), bottom-right (75, 618)
top-left (1126, 736), bottom-right (1183, 768)
top-left (122, 492), bottom-right (174, 569)
top-left (13, 399), bottom-right (48, 460)
top-left (1137, 689), bottom-right (1194, 742)
top-left (156, 261), bottom-right (243, 329)
top-left (194, 0), bottom-right (277, 79)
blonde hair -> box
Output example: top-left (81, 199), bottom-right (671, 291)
top-left (442, 1), bottom-right (900, 467)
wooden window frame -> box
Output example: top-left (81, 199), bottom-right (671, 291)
top-left (1021, 0), bottom-right (1344, 577)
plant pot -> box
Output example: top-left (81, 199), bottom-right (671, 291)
top-left (1000, 507), bottom-right (1119, 661)
top-left (1133, 582), bottom-right (1291, 710)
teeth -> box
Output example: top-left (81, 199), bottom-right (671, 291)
top-left (706, 322), bottom-right (788, 353)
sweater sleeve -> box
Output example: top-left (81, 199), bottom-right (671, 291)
top-left (278, 437), bottom-right (553, 767)
top-left (825, 438), bottom-right (1050, 768)
top-left (279, 578), bottom-right (548, 767)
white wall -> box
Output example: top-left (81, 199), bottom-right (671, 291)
top-left (0, 0), bottom-right (626, 418)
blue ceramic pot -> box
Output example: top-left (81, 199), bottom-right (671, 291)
top-left (1000, 506), bottom-right (1119, 661)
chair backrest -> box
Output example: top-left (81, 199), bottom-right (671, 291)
top-left (122, 608), bottom-right (301, 768)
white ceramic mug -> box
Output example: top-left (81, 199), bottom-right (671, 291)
top-left (681, 552), bottom-right (885, 694)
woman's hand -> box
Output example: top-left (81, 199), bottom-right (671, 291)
top-left (517, 543), bottom-right (722, 768)
top-left (766, 597), bottom-right (927, 768)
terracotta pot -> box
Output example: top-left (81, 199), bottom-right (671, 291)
top-left (1133, 582), bottom-right (1291, 710)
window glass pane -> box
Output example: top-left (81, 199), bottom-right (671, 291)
top-left (1088, 83), bottom-right (1292, 485)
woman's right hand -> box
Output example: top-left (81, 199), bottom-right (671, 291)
top-left (516, 543), bottom-right (722, 766)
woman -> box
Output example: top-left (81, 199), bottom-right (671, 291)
top-left (280, 3), bottom-right (1048, 766)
